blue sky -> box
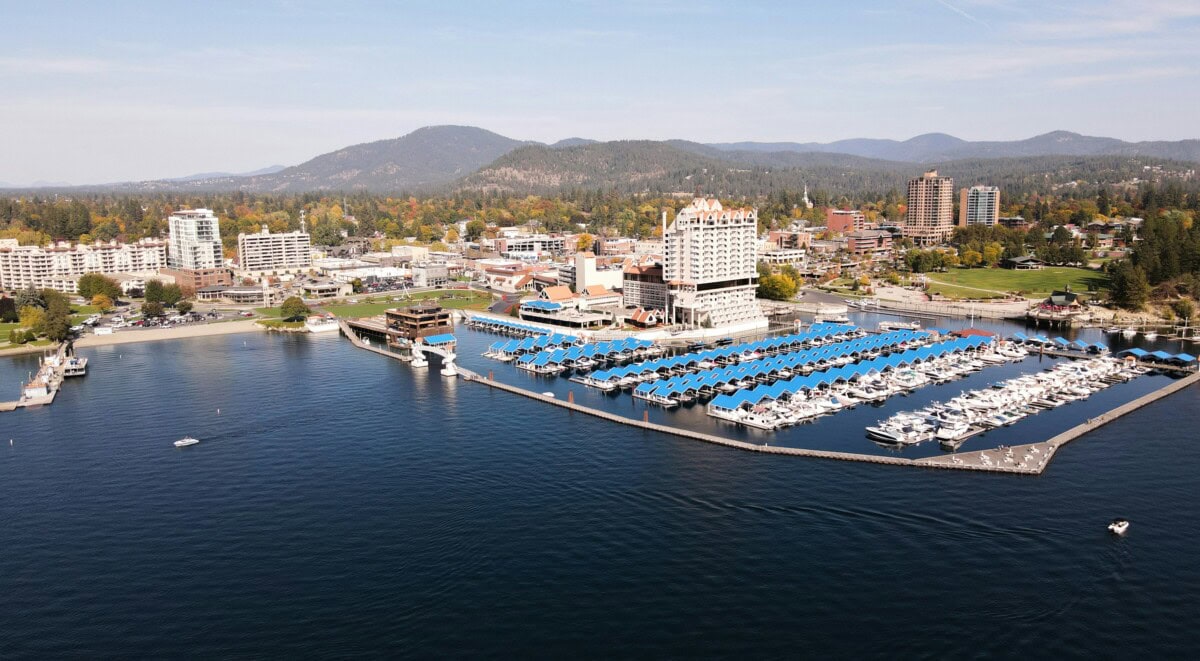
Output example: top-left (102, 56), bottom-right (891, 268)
top-left (2, 0), bottom-right (1198, 184)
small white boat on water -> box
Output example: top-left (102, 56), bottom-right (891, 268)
top-left (174, 437), bottom-right (200, 448)
top-left (1108, 519), bottom-right (1129, 535)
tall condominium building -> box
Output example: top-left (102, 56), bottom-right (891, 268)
top-left (168, 208), bottom-right (224, 270)
top-left (662, 197), bottom-right (763, 328)
top-left (237, 226), bottom-right (313, 273)
top-left (0, 238), bottom-right (168, 292)
top-left (904, 170), bottom-right (954, 246)
top-left (959, 186), bottom-right (1000, 227)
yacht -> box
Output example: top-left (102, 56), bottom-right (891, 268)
top-left (1142, 330), bottom-right (1158, 340)
top-left (63, 356), bottom-right (88, 377)
top-left (174, 437), bottom-right (200, 448)
top-left (1121, 328), bottom-right (1137, 338)
top-left (1108, 519), bottom-right (1130, 535)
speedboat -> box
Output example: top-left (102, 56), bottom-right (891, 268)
top-left (174, 437), bottom-right (200, 448)
top-left (1143, 330), bottom-right (1158, 340)
top-left (1121, 328), bottom-right (1137, 338)
top-left (1108, 519), bottom-right (1130, 535)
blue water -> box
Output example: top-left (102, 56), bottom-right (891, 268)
top-left (2, 328), bottom-right (1198, 657)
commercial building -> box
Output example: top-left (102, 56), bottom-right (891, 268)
top-left (846, 230), bottom-right (894, 258)
top-left (622, 261), bottom-right (668, 314)
top-left (385, 302), bottom-right (453, 344)
top-left (237, 226), bottom-right (312, 273)
top-left (825, 209), bottom-right (870, 234)
top-left (959, 186), bottom-right (1000, 227)
top-left (556, 252), bottom-right (625, 293)
top-left (495, 234), bottom-right (570, 258)
top-left (412, 263), bottom-right (449, 288)
top-left (596, 237), bottom-right (638, 256)
top-left (662, 198), bottom-right (763, 328)
top-left (904, 170), bottom-right (955, 247)
top-left (0, 238), bottom-right (169, 292)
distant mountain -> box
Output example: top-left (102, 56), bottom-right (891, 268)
top-left (17, 125), bottom-right (1200, 195)
top-left (125, 125), bottom-right (535, 193)
top-left (707, 130), bottom-right (1200, 164)
top-left (163, 164), bottom-right (287, 182)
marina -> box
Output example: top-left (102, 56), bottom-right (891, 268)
top-left (337, 308), bottom-right (1199, 474)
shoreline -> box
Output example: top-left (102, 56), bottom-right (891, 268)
top-left (72, 319), bottom-right (264, 348)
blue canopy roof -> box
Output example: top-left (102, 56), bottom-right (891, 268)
top-left (1174, 353), bottom-right (1197, 362)
top-left (422, 334), bottom-right (456, 345)
top-left (522, 300), bottom-right (562, 311)
top-left (1119, 347), bottom-right (1149, 357)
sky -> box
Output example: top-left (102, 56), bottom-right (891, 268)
top-left (1, 0), bottom-right (1198, 185)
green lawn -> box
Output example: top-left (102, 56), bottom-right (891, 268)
top-left (925, 266), bottom-right (1108, 299)
top-left (257, 319), bottom-right (306, 329)
top-left (319, 291), bottom-right (493, 318)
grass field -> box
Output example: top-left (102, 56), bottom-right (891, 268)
top-left (257, 319), bottom-right (306, 329)
top-left (925, 266), bottom-right (1108, 298)
top-left (254, 290), bottom-right (493, 320)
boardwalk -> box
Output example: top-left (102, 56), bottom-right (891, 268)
top-left (340, 322), bottom-right (1200, 476)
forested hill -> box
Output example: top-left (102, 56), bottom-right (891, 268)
top-left (115, 126), bottom-right (535, 193)
top-left (458, 140), bottom-right (1198, 199)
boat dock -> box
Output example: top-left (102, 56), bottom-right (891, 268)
top-left (338, 322), bottom-right (1200, 476)
top-left (0, 342), bottom-right (81, 412)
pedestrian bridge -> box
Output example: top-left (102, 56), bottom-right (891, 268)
top-left (413, 334), bottom-right (458, 376)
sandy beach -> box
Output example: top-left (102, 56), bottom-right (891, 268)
top-left (73, 319), bottom-right (265, 348)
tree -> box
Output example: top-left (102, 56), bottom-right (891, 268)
top-left (757, 274), bottom-right (798, 301)
top-left (142, 301), bottom-right (165, 317)
top-left (0, 296), bottom-right (16, 323)
top-left (77, 273), bottom-right (121, 301)
top-left (280, 296), bottom-right (310, 321)
top-left (1171, 299), bottom-right (1195, 321)
top-left (982, 242), bottom-right (1003, 266)
top-left (161, 283), bottom-right (183, 307)
top-left (144, 279), bottom-right (164, 304)
top-left (311, 222), bottom-right (344, 246)
top-left (18, 306), bottom-right (44, 330)
top-left (961, 249), bottom-right (983, 268)
top-left (1109, 262), bottom-right (1150, 309)
top-left (445, 228), bottom-right (460, 243)
top-left (465, 219), bottom-right (486, 242)
top-left (91, 294), bottom-right (114, 312)
top-left (576, 232), bottom-right (595, 253)
top-left (176, 301), bottom-right (194, 314)
top-left (15, 285), bottom-right (44, 310)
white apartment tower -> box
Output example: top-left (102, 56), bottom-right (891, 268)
top-left (662, 198), bottom-right (763, 328)
top-left (0, 238), bottom-right (168, 292)
top-left (904, 170), bottom-right (955, 246)
top-left (168, 208), bottom-right (224, 270)
top-left (959, 186), bottom-right (1000, 227)
top-left (237, 226), bottom-right (313, 273)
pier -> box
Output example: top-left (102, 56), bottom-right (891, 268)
top-left (338, 323), bottom-right (1200, 476)
top-left (0, 342), bottom-right (78, 412)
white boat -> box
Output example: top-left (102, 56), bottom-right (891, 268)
top-left (1121, 328), bottom-right (1137, 338)
top-left (1142, 331), bottom-right (1158, 340)
top-left (1108, 519), bottom-right (1129, 535)
top-left (305, 315), bottom-right (339, 333)
top-left (174, 437), bottom-right (200, 448)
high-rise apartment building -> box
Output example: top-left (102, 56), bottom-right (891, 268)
top-left (662, 198), bottom-right (763, 328)
top-left (959, 186), bottom-right (1000, 227)
top-left (237, 226), bottom-right (312, 273)
top-left (904, 170), bottom-right (954, 246)
top-left (168, 208), bottom-right (224, 270)
top-left (0, 238), bottom-right (168, 292)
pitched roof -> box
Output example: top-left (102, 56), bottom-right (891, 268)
top-left (541, 285), bottom-right (576, 302)
top-left (584, 285), bottom-right (614, 297)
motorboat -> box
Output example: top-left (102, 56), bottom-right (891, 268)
top-left (1121, 328), bottom-right (1137, 338)
top-left (1108, 519), bottom-right (1130, 535)
top-left (174, 437), bottom-right (200, 448)
top-left (1142, 330), bottom-right (1158, 340)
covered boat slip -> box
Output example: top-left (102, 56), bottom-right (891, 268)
top-left (466, 315), bottom-right (568, 338)
top-left (705, 335), bottom-right (992, 414)
top-left (642, 329), bottom-right (961, 409)
top-left (513, 337), bottom-right (658, 373)
top-left (580, 323), bottom-right (861, 389)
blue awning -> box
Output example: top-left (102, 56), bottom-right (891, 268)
top-left (1174, 353), bottom-right (1197, 363)
top-left (421, 334), bottom-right (456, 345)
top-left (1119, 348), bottom-right (1149, 357)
